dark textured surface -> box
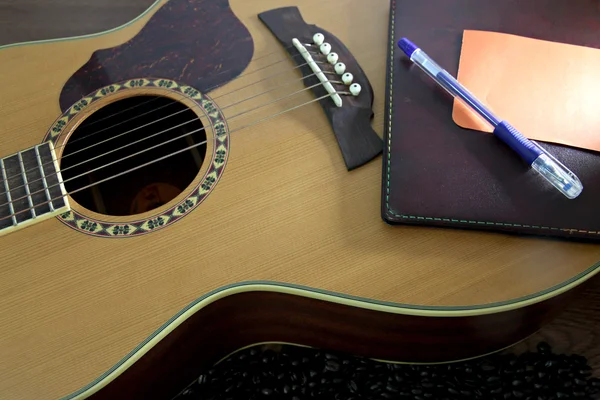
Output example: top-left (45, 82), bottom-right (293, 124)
top-left (175, 342), bottom-right (600, 399)
top-left (59, 0), bottom-right (254, 111)
top-left (258, 7), bottom-right (382, 171)
top-left (513, 276), bottom-right (600, 379)
top-left (383, 0), bottom-right (600, 241)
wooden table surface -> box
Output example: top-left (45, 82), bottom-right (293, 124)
top-left (0, 0), bottom-right (598, 391)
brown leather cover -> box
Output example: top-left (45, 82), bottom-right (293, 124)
top-left (382, 0), bottom-right (600, 241)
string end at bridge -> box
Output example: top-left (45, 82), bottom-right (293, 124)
top-left (292, 38), bottom-right (343, 107)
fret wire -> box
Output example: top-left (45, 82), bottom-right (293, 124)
top-left (0, 159), bottom-right (17, 226)
top-left (34, 145), bottom-right (54, 212)
top-left (17, 152), bottom-right (35, 218)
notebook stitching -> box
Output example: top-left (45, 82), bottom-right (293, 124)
top-left (383, 1), bottom-right (596, 236)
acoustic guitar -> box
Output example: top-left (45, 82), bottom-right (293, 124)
top-left (0, 0), bottom-right (599, 398)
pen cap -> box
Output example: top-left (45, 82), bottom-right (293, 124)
top-left (531, 152), bottom-right (583, 199)
top-left (398, 38), bottom-right (418, 58)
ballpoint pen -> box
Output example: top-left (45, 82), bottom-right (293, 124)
top-left (397, 37), bottom-right (583, 199)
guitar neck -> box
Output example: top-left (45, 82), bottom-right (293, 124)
top-left (0, 141), bottom-right (70, 236)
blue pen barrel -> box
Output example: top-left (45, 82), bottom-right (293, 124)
top-left (435, 70), bottom-right (501, 128)
top-left (407, 46), bottom-right (502, 127)
top-left (410, 48), bottom-right (536, 162)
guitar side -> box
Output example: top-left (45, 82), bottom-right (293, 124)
top-left (71, 283), bottom-right (581, 399)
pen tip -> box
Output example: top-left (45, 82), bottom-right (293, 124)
top-left (398, 38), bottom-right (418, 58)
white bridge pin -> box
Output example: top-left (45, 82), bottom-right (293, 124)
top-left (319, 43), bottom-right (331, 55)
top-left (313, 33), bottom-right (325, 46)
top-left (327, 52), bottom-right (339, 65)
top-left (342, 72), bottom-right (353, 85)
top-left (334, 62), bottom-right (346, 75)
top-left (349, 83), bottom-right (362, 96)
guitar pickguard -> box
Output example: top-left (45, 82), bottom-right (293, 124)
top-left (59, 0), bottom-right (254, 112)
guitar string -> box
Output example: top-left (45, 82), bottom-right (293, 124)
top-left (0, 33), bottom-right (330, 183)
top-left (0, 78), bottom-right (344, 206)
top-left (0, 40), bottom-right (331, 202)
top-left (0, 69), bottom-right (340, 197)
top-left (61, 58), bottom-right (327, 151)
top-left (0, 91), bottom-right (351, 222)
top-left (49, 51), bottom-right (324, 151)
top-left (0, 50), bottom-right (328, 184)
top-left (77, 45), bottom-right (319, 130)
top-left (0, 42), bottom-right (336, 215)
top-left (207, 46), bottom-right (319, 81)
top-left (0, 76), bottom-right (348, 211)
top-left (63, 71), bottom-right (336, 165)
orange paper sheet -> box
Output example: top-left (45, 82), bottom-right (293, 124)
top-left (452, 30), bottom-right (600, 153)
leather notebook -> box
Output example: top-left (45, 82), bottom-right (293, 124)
top-left (382, 0), bottom-right (600, 242)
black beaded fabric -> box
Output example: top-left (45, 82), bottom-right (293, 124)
top-left (175, 342), bottom-right (600, 400)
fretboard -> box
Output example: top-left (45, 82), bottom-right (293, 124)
top-left (0, 142), bottom-right (70, 236)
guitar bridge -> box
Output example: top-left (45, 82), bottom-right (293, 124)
top-left (258, 6), bottom-right (383, 171)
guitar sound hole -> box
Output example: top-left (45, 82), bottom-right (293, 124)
top-left (60, 95), bottom-right (207, 216)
